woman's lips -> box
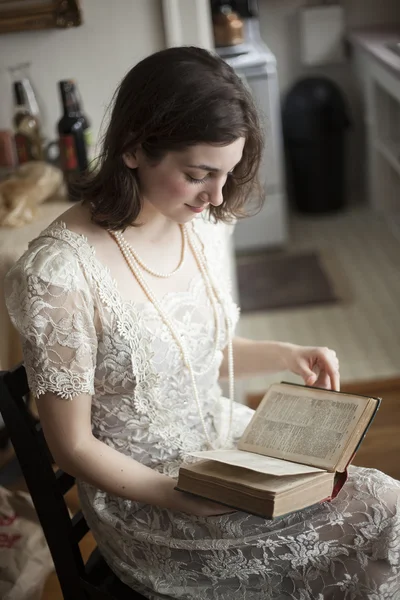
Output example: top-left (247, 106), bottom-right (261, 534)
top-left (185, 204), bottom-right (207, 213)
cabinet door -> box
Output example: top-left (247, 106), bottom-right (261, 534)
top-left (162, 0), bottom-right (213, 49)
top-left (244, 70), bottom-right (283, 196)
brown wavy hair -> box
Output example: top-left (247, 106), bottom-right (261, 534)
top-left (77, 46), bottom-right (264, 230)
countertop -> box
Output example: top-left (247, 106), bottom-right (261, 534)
top-left (349, 25), bottom-right (400, 77)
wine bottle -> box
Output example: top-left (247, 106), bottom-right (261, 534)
top-left (13, 80), bottom-right (43, 164)
top-left (70, 80), bottom-right (94, 166)
top-left (57, 80), bottom-right (88, 200)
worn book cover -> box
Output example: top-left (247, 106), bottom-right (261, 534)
top-left (176, 382), bottom-right (380, 518)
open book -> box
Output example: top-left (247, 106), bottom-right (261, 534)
top-left (176, 382), bottom-right (380, 518)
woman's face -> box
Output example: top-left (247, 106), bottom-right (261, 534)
top-left (124, 139), bottom-right (245, 224)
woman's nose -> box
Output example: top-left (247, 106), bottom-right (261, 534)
top-left (207, 179), bottom-right (224, 207)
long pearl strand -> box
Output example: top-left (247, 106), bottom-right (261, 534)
top-left (120, 224), bottom-right (187, 278)
top-left (114, 228), bottom-right (221, 376)
top-left (110, 224), bottom-right (234, 450)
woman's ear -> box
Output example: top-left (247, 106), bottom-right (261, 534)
top-left (122, 150), bottom-right (139, 169)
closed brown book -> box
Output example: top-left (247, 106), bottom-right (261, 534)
top-left (176, 382), bottom-right (380, 518)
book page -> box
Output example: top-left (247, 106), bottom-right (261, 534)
top-left (238, 384), bottom-right (369, 470)
top-left (189, 449), bottom-right (325, 476)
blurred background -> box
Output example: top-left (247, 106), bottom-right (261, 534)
top-left (1, 0), bottom-right (399, 388)
top-left (0, 2), bottom-right (400, 597)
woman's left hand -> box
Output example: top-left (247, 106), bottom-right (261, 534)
top-left (283, 344), bottom-right (340, 391)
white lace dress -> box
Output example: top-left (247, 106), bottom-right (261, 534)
top-left (5, 219), bottom-right (400, 600)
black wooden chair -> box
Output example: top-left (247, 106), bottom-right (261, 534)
top-left (0, 364), bottom-right (147, 600)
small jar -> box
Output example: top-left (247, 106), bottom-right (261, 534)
top-left (212, 5), bottom-right (244, 47)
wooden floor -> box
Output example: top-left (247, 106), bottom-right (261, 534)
top-left (1, 377), bottom-right (399, 600)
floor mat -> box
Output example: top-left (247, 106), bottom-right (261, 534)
top-left (236, 250), bottom-right (341, 313)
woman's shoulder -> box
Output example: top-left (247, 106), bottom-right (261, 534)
top-left (6, 221), bottom-right (93, 291)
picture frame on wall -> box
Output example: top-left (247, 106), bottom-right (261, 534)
top-left (0, 0), bottom-right (82, 35)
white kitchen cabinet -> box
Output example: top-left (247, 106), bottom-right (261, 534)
top-left (352, 41), bottom-right (400, 213)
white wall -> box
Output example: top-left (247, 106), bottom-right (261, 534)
top-left (258, 0), bottom-right (400, 200)
top-left (0, 0), bottom-right (165, 145)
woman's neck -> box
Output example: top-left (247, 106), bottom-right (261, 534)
top-left (129, 202), bottom-right (178, 245)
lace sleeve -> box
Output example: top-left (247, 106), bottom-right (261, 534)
top-left (4, 239), bottom-right (98, 400)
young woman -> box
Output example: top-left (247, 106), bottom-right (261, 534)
top-left (5, 47), bottom-right (400, 599)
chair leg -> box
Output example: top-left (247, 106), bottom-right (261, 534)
top-left (0, 426), bottom-right (10, 449)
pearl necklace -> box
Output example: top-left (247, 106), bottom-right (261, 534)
top-left (114, 227), bottom-right (220, 376)
top-left (110, 223), bottom-right (234, 450)
top-left (120, 224), bottom-right (187, 278)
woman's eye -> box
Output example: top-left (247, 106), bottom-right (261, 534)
top-left (186, 174), bottom-right (208, 184)
top-left (186, 171), bottom-right (233, 185)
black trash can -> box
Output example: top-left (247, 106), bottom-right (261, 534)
top-left (282, 77), bottom-right (351, 214)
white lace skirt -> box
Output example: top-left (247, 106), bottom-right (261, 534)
top-left (80, 466), bottom-right (400, 600)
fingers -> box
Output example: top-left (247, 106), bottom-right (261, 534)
top-left (314, 370), bottom-right (331, 390)
top-left (317, 347), bottom-right (340, 391)
top-left (296, 346), bottom-right (340, 391)
top-left (331, 368), bottom-right (340, 392)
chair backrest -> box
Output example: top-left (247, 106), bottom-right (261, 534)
top-left (0, 364), bottom-right (113, 600)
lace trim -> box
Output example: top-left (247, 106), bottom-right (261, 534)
top-left (36, 221), bottom-right (231, 454)
top-left (29, 365), bottom-right (94, 400)
top-left (39, 222), bottom-right (160, 410)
